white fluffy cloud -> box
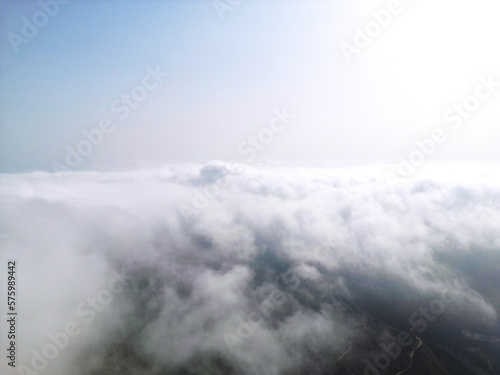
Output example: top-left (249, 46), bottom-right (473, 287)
top-left (0, 162), bottom-right (499, 374)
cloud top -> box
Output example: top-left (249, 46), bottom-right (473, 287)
top-left (0, 162), bottom-right (499, 374)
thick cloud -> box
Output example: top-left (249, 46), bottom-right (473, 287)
top-left (0, 162), bottom-right (499, 374)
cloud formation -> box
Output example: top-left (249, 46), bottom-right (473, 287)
top-left (0, 162), bottom-right (499, 374)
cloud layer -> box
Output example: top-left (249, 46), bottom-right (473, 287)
top-left (0, 162), bottom-right (499, 374)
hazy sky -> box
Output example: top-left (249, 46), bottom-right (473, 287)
top-left (1, 0), bottom-right (500, 173)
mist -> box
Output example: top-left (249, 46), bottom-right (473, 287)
top-left (0, 161), bottom-right (499, 374)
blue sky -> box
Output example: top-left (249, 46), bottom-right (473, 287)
top-left (1, 0), bottom-right (500, 173)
